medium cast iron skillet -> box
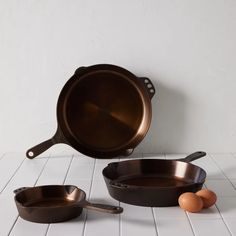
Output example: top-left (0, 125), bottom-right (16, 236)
top-left (103, 151), bottom-right (207, 207)
top-left (14, 185), bottom-right (123, 223)
top-left (26, 64), bottom-right (155, 159)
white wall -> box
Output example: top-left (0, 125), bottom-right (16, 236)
top-left (0, 0), bottom-right (236, 154)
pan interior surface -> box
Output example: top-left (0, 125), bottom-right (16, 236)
top-left (117, 175), bottom-right (193, 187)
top-left (65, 71), bottom-right (145, 150)
top-left (15, 186), bottom-right (85, 208)
top-left (104, 159), bottom-right (206, 188)
top-left (24, 198), bottom-right (77, 207)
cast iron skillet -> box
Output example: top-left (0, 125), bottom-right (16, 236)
top-left (26, 64), bottom-right (155, 159)
top-left (14, 185), bottom-right (123, 223)
top-left (103, 151), bottom-right (207, 207)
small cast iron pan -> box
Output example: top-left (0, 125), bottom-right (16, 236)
top-left (14, 185), bottom-right (123, 223)
top-left (26, 64), bottom-right (155, 159)
top-left (103, 151), bottom-right (207, 207)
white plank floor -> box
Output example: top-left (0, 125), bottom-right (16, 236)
top-left (0, 152), bottom-right (236, 236)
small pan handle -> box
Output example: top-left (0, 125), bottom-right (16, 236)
top-left (26, 127), bottom-right (67, 159)
top-left (81, 200), bottom-right (123, 214)
top-left (139, 77), bottom-right (155, 99)
top-left (178, 151), bottom-right (206, 163)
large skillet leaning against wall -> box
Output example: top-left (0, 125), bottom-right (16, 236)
top-left (26, 64), bottom-right (155, 159)
top-left (103, 151), bottom-right (207, 207)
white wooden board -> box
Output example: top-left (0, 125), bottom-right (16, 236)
top-left (1, 153), bottom-right (236, 236)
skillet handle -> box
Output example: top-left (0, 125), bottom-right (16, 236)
top-left (179, 151), bottom-right (206, 163)
top-left (26, 138), bottom-right (56, 159)
top-left (139, 77), bottom-right (155, 99)
top-left (26, 127), bottom-right (66, 159)
top-left (82, 200), bottom-right (123, 214)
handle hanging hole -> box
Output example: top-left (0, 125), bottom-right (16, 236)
top-left (28, 151), bottom-right (34, 157)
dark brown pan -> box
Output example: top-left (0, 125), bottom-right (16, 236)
top-left (14, 185), bottom-right (123, 223)
top-left (26, 64), bottom-right (155, 159)
top-left (103, 151), bottom-right (206, 207)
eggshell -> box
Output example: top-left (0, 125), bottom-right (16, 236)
top-left (196, 189), bottom-right (217, 208)
top-left (178, 192), bottom-right (203, 213)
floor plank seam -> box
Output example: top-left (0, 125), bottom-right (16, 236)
top-left (214, 204), bottom-right (234, 236)
top-left (151, 207), bottom-right (159, 236)
top-left (34, 155), bottom-right (51, 186)
top-left (119, 207), bottom-right (122, 236)
top-left (7, 154), bottom-right (50, 236)
top-left (0, 157), bottom-right (26, 194)
top-left (44, 225), bottom-right (51, 236)
top-left (200, 161), bottom-right (234, 236)
top-left (82, 158), bottom-right (96, 236)
top-left (45, 154), bottom-right (74, 236)
top-left (62, 154), bottom-right (74, 184)
top-left (185, 212), bottom-right (196, 236)
top-left (207, 178), bottom-right (234, 235)
top-left (163, 153), bottom-right (167, 159)
top-left (209, 154), bottom-right (236, 190)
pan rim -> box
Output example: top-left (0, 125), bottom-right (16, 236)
top-left (14, 185), bottom-right (86, 209)
top-left (103, 158), bottom-right (207, 171)
top-left (102, 159), bottom-right (207, 189)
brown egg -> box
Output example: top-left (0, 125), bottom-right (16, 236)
top-left (178, 192), bottom-right (203, 213)
top-left (196, 189), bottom-right (217, 208)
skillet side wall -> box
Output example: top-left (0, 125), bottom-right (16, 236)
top-left (15, 201), bottom-right (82, 223)
top-left (103, 176), bottom-right (203, 207)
